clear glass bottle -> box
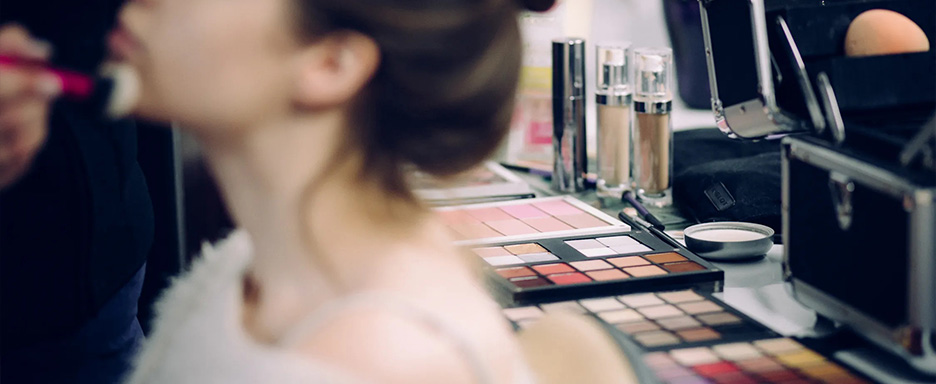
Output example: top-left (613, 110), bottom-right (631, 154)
top-left (632, 47), bottom-right (674, 207)
top-left (595, 42), bottom-right (633, 199)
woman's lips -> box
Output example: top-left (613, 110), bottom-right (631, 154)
top-left (107, 25), bottom-right (142, 61)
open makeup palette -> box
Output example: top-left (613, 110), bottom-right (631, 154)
top-left (437, 196), bottom-right (631, 246)
top-left (471, 231), bottom-right (722, 304)
top-left (503, 289), bottom-right (874, 383)
top-left (410, 161), bottom-right (535, 206)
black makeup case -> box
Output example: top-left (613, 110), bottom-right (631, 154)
top-left (782, 135), bottom-right (935, 375)
top-left (699, 0), bottom-right (936, 376)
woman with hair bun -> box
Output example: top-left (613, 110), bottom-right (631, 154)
top-left (114, 0), bottom-right (634, 382)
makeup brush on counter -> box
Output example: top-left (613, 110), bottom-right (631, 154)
top-left (0, 55), bottom-right (140, 119)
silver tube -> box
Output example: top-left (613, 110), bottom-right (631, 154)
top-left (552, 38), bottom-right (587, 192)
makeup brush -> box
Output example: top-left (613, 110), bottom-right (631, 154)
top-left (0, 55), bottom-right (140, 119)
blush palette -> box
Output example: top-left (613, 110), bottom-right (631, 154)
top-left (438, 196), bottom-right (630, 246)
top-left (503, 290), bottom-right (772, 350)
top-left (474, 231), bottom-right (722, 304)
top-left (411, 161), bottom-right (536, 206)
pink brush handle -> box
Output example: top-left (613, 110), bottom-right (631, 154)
top-left (0, 55), bottom-right (95, 99)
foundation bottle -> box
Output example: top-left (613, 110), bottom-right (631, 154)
top-left (595, 43), bottom-right (633, 199)
top-left (632, 47), bottom-right (674, 207)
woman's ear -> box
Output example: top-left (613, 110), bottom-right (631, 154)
top-left (292, 31), bottom-right (379, 109)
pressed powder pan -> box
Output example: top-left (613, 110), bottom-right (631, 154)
top-left (684, 222), bottom-right (774, 261)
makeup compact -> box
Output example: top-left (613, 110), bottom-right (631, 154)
top-left (410, 161), bottom-right (535, 206)
top-left (473, 230), bottom-right (722, 304)
top-left (684, 222), bottom-right (775, 261)
top-left (437, 196), bottom-right (630, 246)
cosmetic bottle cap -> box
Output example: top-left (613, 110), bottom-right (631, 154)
top-left (634, 47), bottom-right (673, 102)
top-left (596, 43), bottom-right (631, 95)
top-left (552, 38), bottom-right (586, 99)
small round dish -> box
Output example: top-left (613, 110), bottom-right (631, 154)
top-left (684, 222), bottom-right (775, 261)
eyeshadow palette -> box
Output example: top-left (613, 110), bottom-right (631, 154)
top-left (502, 290), bottom-right (771, 350)
top-left (644, 338), bottom-right (872, 384)
top-left (475, 231), bottom-right (722, 304)
top-left (411, 161), bottom-right (535, 206)
top-left (502, 290), bottom-right (875, 383)
top-left (438, 196), bottom-right (630, 246)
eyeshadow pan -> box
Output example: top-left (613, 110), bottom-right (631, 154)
top-left (595, 235), bottom-right (642, 247)
top-left (504, 243), bottom-right (547, 255)
top-left (509, 276), bottom-right (551, 288)
top-left (547, 272), bottom-right (591, 285)
top-left (531, 263), bottom-right (574, 275)
top-left (657, 316), bottom-right (703, 331)
top-left (532, 200), bottom-right (583, 216)
top-left (774, 350), bottom-right (826, 368)
top-left (569, 259), bottom-right (613, 272)
top-left (608, 256), bottom-right (651, 268)
top-left (756, 369), bottom-right (802, 382)
top-left (638, 304), bottom-right (685, 319)
top-left (691, 361), bottom-right (740, 377)
top-left (676, 327), bottom-right (721, 342)
top-left (564, 239), bottom-right (605, 250)
top-left (472, 246), bottom-right (512, 258)
top-left (712, 343), bottom-right (763, 361)
top-left (610, 244), bottom-right (653, 254)
top-left (618, 293), bottom-right (665, 307)
top-left (586, 269), bottom-right (629, 281)
top-left (623, 265), bottom-right (668, 277)
top-left (521, 217), bottom-right (574, 232)
top-left (484, 255), bottom-right (524, 266)
top-left (579, 297), bottom-right (627, 312)
top-left (451, 221), bottom-right (503, 239)
top-left (580, 248), bottom-right (619, 257)
top-left (539, 301), bottom-right (586, 314)
top-left (645, 252), bottom-right (688, 264)
top-left (616, 320), bottom-right (661, 334)
top-left (555, 213), bottom-right (609, 229)
top-left (438, 210), bottom-right (474, 225)
top-left (499, 204), bottom-right (549, 219)
top-left (670, 347), bottom-right (721, 366)
top-left (753, 338), bottom-right (803, 355)
top-left (799, 364), bottom-right (854, 381)
top-left (465, 207), bottom-right (513, 221)
top-left (658, 290), bottom-right (705, 304)
top-left (662, 261), bottom-right (706, 273)
top-left (697, 312), bottom-right (742, 326)
top-left (678, 301), bottom-right (724, 315)
top-left (597, 309), bottom-right (644, 324)
top-left (485, 219), bottom-right (539, 236)
top-left (634, 331), bottom-right (682, 347)
top-left (518, 253), bottom-right (559, 263)
top-left (735, 357), bottom-right (785, 373)
top-left (496, 266), bottom-right (536, 279)
top-left (503, 306), bottom-right (544, 321)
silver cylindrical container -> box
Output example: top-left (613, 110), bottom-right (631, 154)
top-left (551, 38), bottom-right (587, 193)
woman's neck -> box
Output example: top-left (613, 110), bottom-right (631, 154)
top-left (197, 112), bottom-right (432, 341)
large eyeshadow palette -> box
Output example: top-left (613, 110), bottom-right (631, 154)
top-left (474, 232), bottom-right (722, 304)
top-left (644, 338), bottom-right (872, 384)
top-left (437, 196), bottom-right (630, 246)
top-left (503, 290), bottom-right (771, 350)
top-left (503, 290), bottom-right (874, 383)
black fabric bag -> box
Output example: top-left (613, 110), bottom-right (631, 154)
top-left (673, 129), bottom-right (783, 233)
